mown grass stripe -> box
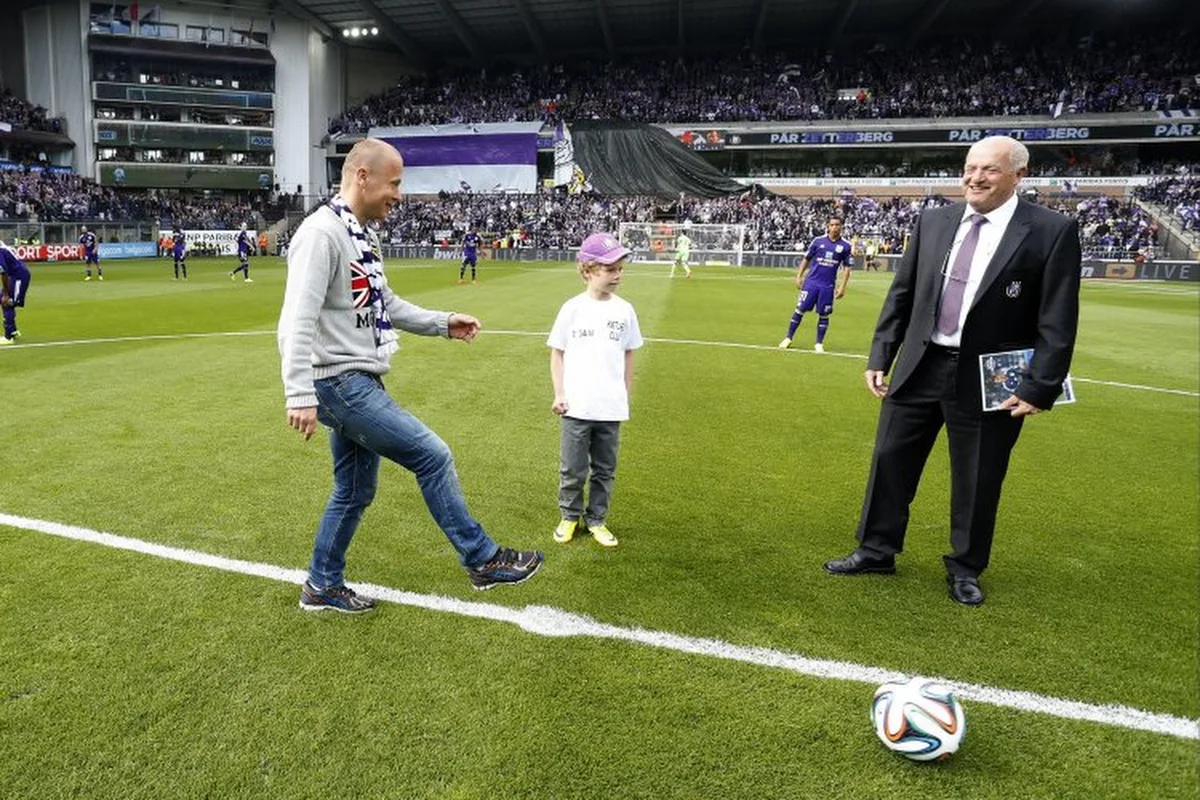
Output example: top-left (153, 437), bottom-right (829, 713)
top-left (4, 329), bottom-right (1197, 398)
top-left (3, 511), bottom-right (1195, 742)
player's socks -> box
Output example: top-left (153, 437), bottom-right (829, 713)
top-left (816, 316), bottom-right (830, 345)
top-left (787, 314), bottom-right (803, 339)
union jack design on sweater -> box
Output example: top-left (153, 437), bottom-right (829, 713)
top-left (349, 260), bottom-right (372, 309)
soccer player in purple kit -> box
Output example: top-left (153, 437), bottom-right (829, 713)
top-left (458, 230), bottom-right (481, 284)
top-left (172, 225), bottom-right (188, 280)
top-left (230, 223), bottom-right (254, 283)
top-left (0, 242), bottom-right (32, 345)
top-left (80, 226), bottom-right (102, 281)
top-left (778, 215), bottom-right (852, 353)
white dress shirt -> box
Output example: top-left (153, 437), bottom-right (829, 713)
top-left (931, 192), bottom-right (1020, 348)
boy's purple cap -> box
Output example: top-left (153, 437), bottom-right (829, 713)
top-left (578, 232), bottom-right (631, 265)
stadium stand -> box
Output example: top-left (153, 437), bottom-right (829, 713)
top-left (0, 165), bottom-right (262, 229)
top-left (380, 189), bottom-right (1185, 261)
top-left (1136, 175), bottom-right (1200, 232)
top-left (0, 88), bottom-right (63, 134)
top-left (330, 33), bottom-right (1198, 130)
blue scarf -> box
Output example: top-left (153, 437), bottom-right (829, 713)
top-left (328, 196), bottom-right (397, 358)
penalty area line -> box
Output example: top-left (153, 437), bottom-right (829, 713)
top-left (1, 511), bottom-right (1195, 742)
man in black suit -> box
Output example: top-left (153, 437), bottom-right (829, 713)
top-left (824, 136), bottom-right (1081, 606)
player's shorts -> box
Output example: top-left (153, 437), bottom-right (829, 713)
top-left (797, 283), bottom-right (835, 316)
top-left (5, 262), bottom-right (30, 306)
top-left (462, 253), bottom-right (477, 267)
top-left (174, 250), bottom-right (186, 261)
top-left (86, 252), bottom-right (99, 264)
top-left (239, 252), bottom-right (250, 265)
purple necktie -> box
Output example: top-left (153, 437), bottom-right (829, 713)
top-left (936, 214), bottom-right (987, 336)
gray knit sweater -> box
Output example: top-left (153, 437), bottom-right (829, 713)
top-left (278, 205), bottom-right (451, 408)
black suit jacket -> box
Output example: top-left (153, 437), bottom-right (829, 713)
top-left (868, 198), bottom-right (1082, 411)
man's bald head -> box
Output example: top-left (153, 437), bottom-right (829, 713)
top-left (340, 138), bottom-right (403, 192)
top-left (337, 138), bottom-right (405, 223)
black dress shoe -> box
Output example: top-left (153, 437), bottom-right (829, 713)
top-left (947, 575), bottom-right (985, 606)
top-left (823, 550), bottom-right (896, 575)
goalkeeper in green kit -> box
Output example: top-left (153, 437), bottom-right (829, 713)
top-left (671, 226), bottom-right (693, 279)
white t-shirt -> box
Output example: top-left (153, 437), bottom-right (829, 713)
top-left (547, 292), bottom-right (644, 421)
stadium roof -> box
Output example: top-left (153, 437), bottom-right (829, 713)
top-left (270, 0), bottom-right (1195, 69)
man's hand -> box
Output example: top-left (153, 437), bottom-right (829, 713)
top-left (551, 395), bottom-right (569, 416)
top-left (287, 406), bottom-right (318, 440)
top-left (834, 286), bottom-right (846, 300)
top-left (0, 293), bottom-right (11, 309)
top-left (998, 394), bottom-right (1043, 418)
top-left (865, 370), bottom-right (889, 398)
top-left (448, 313), bottom-right (480, 342)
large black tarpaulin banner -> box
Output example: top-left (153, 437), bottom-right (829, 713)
top-left (571, 120), bottom-right (748, 197)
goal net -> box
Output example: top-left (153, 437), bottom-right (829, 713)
top-left (617, 221), bottom-right (747, 267)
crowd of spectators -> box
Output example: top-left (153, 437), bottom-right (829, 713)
top-left (1059, 196), bottom-right (1160, 258)
top-left (0, 88), bottom-right (63, 134)
top-left (0, 159), bottom-right (1183, 259)
top-left (0, 165), bottom-right (261, 229)
top-left (381, 191), bottom-right (949, 253)
top-left (381, 188), bottom-right (1167, 260)
top-left (331, 33), bottom-right (1198, 131)
top-left (1135, 175), bottom-right (1200, 233)
top-left (736, 155), bottom-right (1198, 180)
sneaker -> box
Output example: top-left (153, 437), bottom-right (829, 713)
top-left (9, 330), bottom-right (19, 340)
top-left (84, 275), bottom-right (92, 281)
top-left (553, 518), bottom-right (578, 544)
top-left (0, 337), bottom-right (13, 346)
top-left (466, 547), bottom-right (544, 591)
top-left (98, 275), bottom-right (104, 281)
top-left (457, 278), bottom-right (465, 285)
top-left (589, 524), bottom-right (619, 548)
top-left (298, 581), bottom-right (375, 614)
top-left (230, 273), bottom-right (236, 280)
top-left (814, 343), bottom-right (825, 353)
top-left (244, 278), bottom-right (253, 283)
top-left (778, 337), bottom-right (792, 349)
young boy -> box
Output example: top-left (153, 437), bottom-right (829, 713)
top-left (547, 232), bottom-right (644, 548)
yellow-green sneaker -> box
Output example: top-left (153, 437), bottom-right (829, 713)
top-left (589, 524), bottom-right (619, 548)
top-left (553, 518), bottom-right (578, 544)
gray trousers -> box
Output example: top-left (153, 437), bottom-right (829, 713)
top-left (558, 416), bottom-right (621, 526)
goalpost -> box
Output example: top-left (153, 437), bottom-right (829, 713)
top-left (617, 221), bottom-right (747, 267)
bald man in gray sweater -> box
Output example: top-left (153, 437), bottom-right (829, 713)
top-left (278, 139), bottom-right (542, 612)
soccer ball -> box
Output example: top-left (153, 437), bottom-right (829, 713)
top-left (871, 677), bottom-right (966, 762)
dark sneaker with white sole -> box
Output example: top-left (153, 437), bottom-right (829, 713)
top-left (466, 547), bottom-right (544, 590)
top-left (299, 581), bottom-right (376, 613)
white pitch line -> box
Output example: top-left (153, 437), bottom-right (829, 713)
top-left (0, 330), bottom-right (274, 349)
top-left (1, 511), bottom-right (1195, 742)
top-left (1072, 377), bottom-right (1199, 397)
top-left (2, 329), bottom-right (1196, 398)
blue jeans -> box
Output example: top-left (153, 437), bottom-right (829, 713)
top-left (308, 370), bottom-right (498, 589)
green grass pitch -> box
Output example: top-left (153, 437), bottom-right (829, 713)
top-left (0, 255), bottom-right (1196, 798)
